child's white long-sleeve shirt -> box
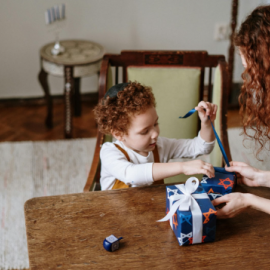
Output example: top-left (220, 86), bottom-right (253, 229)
top-left (100, 133), bottom-right (215, 190)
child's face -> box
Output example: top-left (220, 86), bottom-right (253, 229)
top-left (121, 106), bottom-right (160, 157)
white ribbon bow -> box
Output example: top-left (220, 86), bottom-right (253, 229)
top-left (157, 177), bottom-right (209, 244)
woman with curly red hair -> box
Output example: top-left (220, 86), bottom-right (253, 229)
top-left (95, 81), bottom-right (217, 190)
top-left (213, 5), bottom-right (270, 217)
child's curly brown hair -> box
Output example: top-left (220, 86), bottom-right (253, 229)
top-left (94, 81), bottom-right (156, 136)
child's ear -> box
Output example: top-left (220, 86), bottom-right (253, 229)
top-left (111, 130), bottom-right (123, 141)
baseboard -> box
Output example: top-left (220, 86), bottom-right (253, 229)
top-left (1, 84), bottom-right (239, 109)
top-left (0, 92), bottom-right (99, 107)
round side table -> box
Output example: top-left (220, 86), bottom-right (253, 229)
top-left (38, 39), bottom-right (105, 138)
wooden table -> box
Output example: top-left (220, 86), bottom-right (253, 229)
top-left (38, 40), bottom-right (105, 138)
top-left (25, 184), bottom-right (270, 269)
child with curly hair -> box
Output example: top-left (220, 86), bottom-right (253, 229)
top-left (94, 81), bottom-right (217, 190)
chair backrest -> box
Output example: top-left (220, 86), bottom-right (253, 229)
top-left (210, 59), bottom-right (231, 167)
top-left (127, 66), bottom-right (200, 139)
top-left (84, 51), bottom-right (232, 191)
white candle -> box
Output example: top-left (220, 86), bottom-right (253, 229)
top-left (46, 9), bottom-right (52, 24)
top-left (50, 7), bottom-right (55, 22)
top-left (61, 4), bottom-right (65, 20)
top-left (55, 5), bottom-right (60, 20)
top-left (45, 10), bottom-right (50, 24)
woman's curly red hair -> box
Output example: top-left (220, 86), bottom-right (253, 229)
top-left (94, 81), bottom-right (156, 136)
top-left (235, 5), bottom-right (270, 157)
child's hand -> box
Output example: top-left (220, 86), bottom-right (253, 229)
top-left (180, 160), bottom-right (215, 178)
top-left (195, 101), bottom-right (217, 124)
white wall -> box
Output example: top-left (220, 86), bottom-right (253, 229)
top-left (0, 0), bottom-right (261, 98)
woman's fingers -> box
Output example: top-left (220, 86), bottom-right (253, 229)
top-left (213, 193), bottom-right (249, 219)
top-left (214, 205), bottom-right (231, 218)
top-left (229, 161), bottom-right (249, 167)
top-left (212, 195), bottom-right (230, 206)
top-left (225, 164), bottom-right (246, 174)
top-left (225, 165), bottom-right (234, 172)
top-left (212, 196), bottom-right (233, 218)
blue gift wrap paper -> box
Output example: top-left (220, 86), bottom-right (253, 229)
top-left (165, 183), bottom-right (216, 246)
top-left (201, 167), bottom-right (236, 201)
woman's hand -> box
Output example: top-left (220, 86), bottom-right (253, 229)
top-left (195, 101), bottom-right (217, 124)
top-left (180, 160), bottom-right (215, 178)
top-left (212, 193), bottom-right (251, 218)
top-left (225, 161), bottom-right (266, 187)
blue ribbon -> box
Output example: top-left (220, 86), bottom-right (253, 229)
top-left (214, 167), bottom-right (234, 174)
top-left (179, 109), bottom-right (230, 167)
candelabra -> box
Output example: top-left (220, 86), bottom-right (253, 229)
top-left (45, 4), bottom-right (66, 56)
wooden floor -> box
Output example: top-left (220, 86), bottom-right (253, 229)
top-left (0, 95), bottom-right (98, 142)
top-left (0, 97), bottom-right (241, 143)
top-left (227, 108), bottom-right (242, 128)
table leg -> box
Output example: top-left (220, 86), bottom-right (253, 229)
top-left (38, 68), bottom-right (53, 128)
top-left (64, 66), bottom-right (74, 138)
top-left (74, 78), bottom-right (81, 117)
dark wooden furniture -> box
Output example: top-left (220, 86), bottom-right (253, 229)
top-left (228, 0), bottom-right (239, 99)
top-left (83, 50), bottom-right (232, 192)
top-left (38, 40), bottom-right (105, 138)
top-left (25, 184), bottom-right (270, 269)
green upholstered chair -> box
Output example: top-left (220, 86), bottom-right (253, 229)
top-left (84, 51), bottom-right (232, 192)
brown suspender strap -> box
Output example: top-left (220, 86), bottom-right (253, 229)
top-left (153, 146), bottom-right (164, 185)
top-left (112, 144), bottom-right (130, 189)
top-left (112, 144), bottom-right (164, 190)
top-left (112, 179), bottom-right (130, 189)
top-left (114, 144), bottom-right (131, 161)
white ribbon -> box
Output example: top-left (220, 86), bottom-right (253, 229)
top-left (157, 177), bottom-right (209, 244)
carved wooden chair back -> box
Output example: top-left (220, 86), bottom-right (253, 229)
top-left (84, 50), bottom-right (231, 191)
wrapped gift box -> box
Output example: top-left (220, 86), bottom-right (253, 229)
top-left (201, 167), bottom-right (236, 201)
top-left (158, 177), bottom-right (216, 246)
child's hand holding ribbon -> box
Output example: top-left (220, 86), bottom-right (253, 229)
top-left (195, 101), bottom-right (218, 123)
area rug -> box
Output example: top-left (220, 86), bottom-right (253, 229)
top-left (1, 129), bottom-right (270, 270)
top-left (227, 127), bottom-right (270, 171)
top-left (0, 138), bottom-right (96, 270)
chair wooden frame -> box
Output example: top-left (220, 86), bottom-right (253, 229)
top-left (83, 50), bottom-right (232, 192)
